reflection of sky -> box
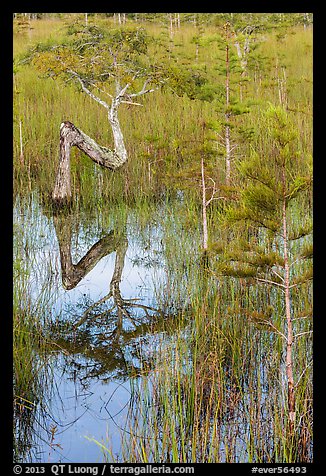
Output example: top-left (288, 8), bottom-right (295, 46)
top-left (62, 250), bottom-right (163, 303)
top-left (17, 207), bottom-right (166, 317)
top-left (28, 234), bottom-right (165, 463)
top-left (22, 236), bottom-right (165, 463)
top-left (36, 354), bottom-right (133, 463)
top-left (14, 195), bottom-right (201, 463)
top-left (14, 196), bottom-right (169, 463)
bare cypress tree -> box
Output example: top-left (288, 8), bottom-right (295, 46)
top-left (26, 24), bottom-right (165, 204)
top-left (200, 23), bottom-right (245, 186)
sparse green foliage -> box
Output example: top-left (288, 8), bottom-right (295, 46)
top-left (218, 105), bottom-right (312, 280)
top-left (25, 24), bottom-right (161, 97)
top-left (216, 105), bottom-right (312, 442)
top-left (13, 15), bottom-right (312, 463)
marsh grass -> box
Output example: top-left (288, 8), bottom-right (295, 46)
top-left (13, 17), bottom-right (312, 463)
top-left (13, 19), bottom-right (311, 206)
top-left (13, 192), bottom-right (63, 462)
top-left (93, 289), bottom-right (311, 463)
top-left (13, 272), bottom-right (50, 461)
top-left (85, 204), bottom-right (312, 463)
top-left (13, 189), bottom-right (312, 463)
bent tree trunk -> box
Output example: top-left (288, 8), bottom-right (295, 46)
top-left (52, 121), bottom-right (127, 203)
top-left (53, 212), bottom-right (125, 290)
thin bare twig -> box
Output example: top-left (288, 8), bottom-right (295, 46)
top-left (256, 277), bottom-right (285, 289)
top-left (294, 330), bottom-right (313, 339)
top-left (254, 320), bottom-right (287, 340)
top-left (68, 69), bottom-right (110, 109)
top-left (271, 268), bottom-right (285, 282)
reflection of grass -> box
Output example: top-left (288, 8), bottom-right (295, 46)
top-left (13, 237), bottom-right (47, 412)
top-left (85, 201), bottom-right (312, 463)
top-left (13, 301), bottom-right (48, 462)
top-left (13, 17), bottom-right (312, 462)
top-left (13, 195), bottom-right (59, 462)
top-left (130, 254), bottom-right (163, 268)
top-left (86, 265), bottom-right (312, 463)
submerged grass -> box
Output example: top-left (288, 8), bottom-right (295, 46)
top-left (13, 188), bottom-right (312, 463)
top-left (13, 189), bottom-right (312, 463)
top-left (13, 267), bottom-right (48, 461)
top-left (94, 286), bottom-right (312, 463)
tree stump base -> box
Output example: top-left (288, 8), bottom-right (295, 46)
top-left (52, 121), bottom-right (127, 204)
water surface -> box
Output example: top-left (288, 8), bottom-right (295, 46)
top-left (14, 192), bottom-right (192, 463)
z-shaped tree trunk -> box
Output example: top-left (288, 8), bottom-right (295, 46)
top-left (50, 210), bottom-right (185, 381)
top-left (52, 68), bottom-right (160, 205)
top-left (52, 120), bottom-right (127, 203)
top-left (53, 211), bottom-right (158, 329)
top-left (53, 212), bottom-right (124, 290)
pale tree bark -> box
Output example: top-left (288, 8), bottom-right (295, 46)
top-left (53, 211), bottom-right (159, 336)
top-left (168, 14), bottom-right (174, 38)
top-left (225, 30), bottom-right (231, 185)
top-left (234, 34), bottom-right (251, 74)
top-left (277, 65), bottom-right (287, 107)
top-left (212, 25), bottom-right (233, 185)
top-left (234, 27), bottom-right (254, 101)
top-left (201, 155), bottom-right (208, 252)
top-left (282, 169), bottom-right (296, 436)
top-left (52, 121), bottom-right (126, 202)
top-left (50, 210), bottom-right (182, 380)
top-left (19, 120), bottom-right (24, 164)
top-left (201, 155), bottom-right (224, 253)
top-left (303, 13), bottom-right (309, 29)
top-left (225, 122), bottom-right (231, 185)
top-left (114, 13), bottom-right (127, 25)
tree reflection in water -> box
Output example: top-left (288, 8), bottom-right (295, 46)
top-left (15, 206), bottom-right (184, 463)
top-left (51, 210), bottom-right (182, 383)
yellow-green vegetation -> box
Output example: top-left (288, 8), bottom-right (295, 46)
top-left (14, 15), bottom-right (312, 202)
top-left (13, 13), bottom-right (312, 464)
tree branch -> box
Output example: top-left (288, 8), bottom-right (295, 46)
top-left (89, 82), bottom-right (114, 99)
top-left (294, 330), bottom-right (313, 339)
top-left (271, 268), bottom-right (285, 282)
top-left (129, 78), bottom-right (158, 98)
top-left (120, 100), bottom-right (144, 106)
top-left (68, 69), bottom-right (110, 110)
top-left (116, 82), bottom-right (131, 101)
top-left (292, 315), bottom-right (312, 321)
top-left (255, 277), bottom-right (285, 289)
top-left (294, 359), bottom-right (313, 388)
top-left (255, 320), bottom-right (287, 340)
